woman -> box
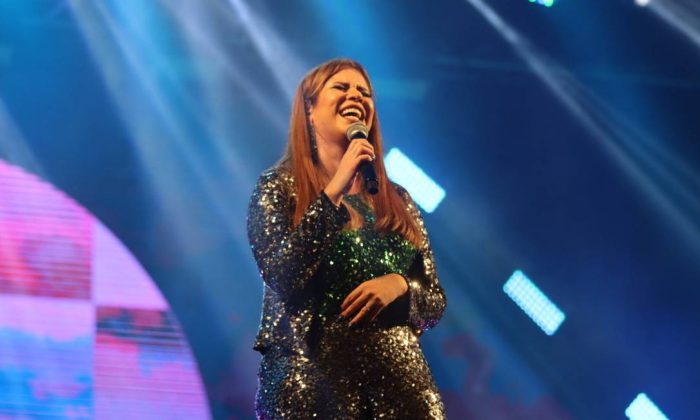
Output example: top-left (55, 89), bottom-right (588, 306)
top-left (247, 58), bottom-right (447, 419)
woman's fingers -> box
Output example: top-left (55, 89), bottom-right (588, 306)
top-left (367, 300), bottom-right (384, 323)
top-left (363, 300), bottom-right (383, 324)
top-left (342, 290), bottom-right (386, 326)
top-left (348, 140), bottom-right (374, 160)
top-left (325, 140), bottom-right (376, 201)
top-left (340, 275), bottom-right (407, 326)
top-left (342, 291), bottom-right (367, 317)
top-left (342, 292), bottom-right (369, 321)
top-left (348, 304), bottom-right (369, 326)
top-left (341, 287), bottom-right (361, 311)
top-left (348, 296), bottom-right (381, 326)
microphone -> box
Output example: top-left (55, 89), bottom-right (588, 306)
top-left (346, 122), bottom-right (379, 195)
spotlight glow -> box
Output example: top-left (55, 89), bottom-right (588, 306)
top-left (529, 0), bottom-right (555, 7)
top-left (384, 148), bottom-right (445, 213)
top-left (625, 393), bottom-right (669, 420)
top-left (645, 0), bottom-right (700, 50)
top-left (463, 0), bottom-right (700, 254)
top-left (503, 270), bottom-right (565, 335)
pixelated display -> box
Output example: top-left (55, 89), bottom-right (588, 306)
top-left (0, 159), bottom-right (210, 418)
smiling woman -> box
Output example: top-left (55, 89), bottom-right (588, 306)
top-left (246, 58), bottom-right (447, 419)
top-left (309, 68), bottom-right (375, 142)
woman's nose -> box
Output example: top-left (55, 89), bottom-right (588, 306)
top-left (347, 86), bottom-right (363, 101)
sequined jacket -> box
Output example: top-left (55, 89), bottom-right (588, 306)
top-left (247, 166), bottom-right (446, 356)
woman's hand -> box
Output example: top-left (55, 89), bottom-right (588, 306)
top-left (323, 139), bottom-right (375, 206)
top-left (340, 274), bottom-right (409, 326)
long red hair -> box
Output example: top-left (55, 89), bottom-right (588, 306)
top-left (278, 58), bottom-right (423, 248)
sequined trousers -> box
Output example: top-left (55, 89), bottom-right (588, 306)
top-left (255, 316), bottom-right (446, 419)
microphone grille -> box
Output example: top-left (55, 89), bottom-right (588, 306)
top-left (346, 122), bottom-right (369, 140)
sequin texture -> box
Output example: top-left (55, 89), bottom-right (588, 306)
top-left (247, 167), bottom-right (447, 419)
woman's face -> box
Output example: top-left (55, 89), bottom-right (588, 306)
top-left (309, 68), bottom-right (375, 145)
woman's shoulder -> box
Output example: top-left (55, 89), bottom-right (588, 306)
top-left (248, 166), bottom-right (296, 215)
top-left (390, 181), bottom-right (407, 195)
top-left (258, 165), bottom-right (293, 182)
top-left (255, 165), bottom-right (296, 192)
top-left (389, 181), bottom-right (412, 203)
top-left (388, 181), bottom-right (423, 216)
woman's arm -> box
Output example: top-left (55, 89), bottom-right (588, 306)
top-left (247, 169), bottom-right (350, 299)
top-left (398, 186), bottom-right (447, 335)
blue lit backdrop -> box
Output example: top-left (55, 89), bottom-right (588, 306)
top-left (0, 0), bottom-right (698, 418)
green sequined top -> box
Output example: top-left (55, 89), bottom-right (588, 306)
top-left (247, 166), bottom-right (446, 357)
top-left (315, 194), bottom-right (418, 320)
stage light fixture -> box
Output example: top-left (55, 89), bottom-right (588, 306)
top-left (384, 147), bottom-right (445, 213)
top-left (635, 0), bottom-right (651, 7)
top-left (503, 270), bottom-right (565, 335)
top-left (625, 393), bottom-right (669, 420)
top-left (529, 0), bottom-right (555, 7)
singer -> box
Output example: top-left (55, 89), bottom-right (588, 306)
top-left (247, 58), bottom-right (447, 419)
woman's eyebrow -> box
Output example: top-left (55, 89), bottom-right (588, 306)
top-left (330, 80), bottom-right (371, 94)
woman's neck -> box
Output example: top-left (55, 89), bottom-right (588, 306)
top-left (316, 133), bottom-right (346, 178)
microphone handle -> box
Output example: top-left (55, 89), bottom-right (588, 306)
top-left (358, 160), bottom-right (379, 195)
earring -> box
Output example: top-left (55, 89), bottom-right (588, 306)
top-left (308, 123), bottom-right (320, 165)
top-left (304, 97), bottom-right (319, 165)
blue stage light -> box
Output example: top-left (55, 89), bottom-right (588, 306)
top-left (503, 270), bottom-right (566, 335)
top-left (529, 0), bottom-right (555, 7)
top-left (625, 393), bottom-right (669, 420)
top-left (384, 148), bottom-right (445, 213)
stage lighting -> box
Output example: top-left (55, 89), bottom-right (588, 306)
top-left (635, 0), bottom-right (651, 6)
top-left (503, 270), bottom-right (565, 335)
top-left (625, 393), bottom-right (669, 420)
top-left (384, 148), bottom-right (445, 213)
top-left (529, 0), bottom-right (555, 7)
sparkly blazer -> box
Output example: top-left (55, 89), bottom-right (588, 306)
top-left (247, 166), bottom-right (446, 356)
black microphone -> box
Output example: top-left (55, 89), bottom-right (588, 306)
top-left (346, 122), bottom-right (379, 195)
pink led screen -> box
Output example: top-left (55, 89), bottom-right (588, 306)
top-left (0, 159), bottom-right (210, 418)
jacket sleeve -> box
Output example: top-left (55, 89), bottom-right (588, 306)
top-left (247, 169), bottom-right (351, 299)
top-left (397, 185), bottom-right (447, 335)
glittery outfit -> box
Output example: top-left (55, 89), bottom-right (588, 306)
top-left (247, 166), bottom-right (447, 419)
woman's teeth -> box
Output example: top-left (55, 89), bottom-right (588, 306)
top-left (340, 107), bottom-right (363, 119)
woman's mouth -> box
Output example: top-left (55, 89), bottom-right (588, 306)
top-left (339, 106), bottom-right (364, 123)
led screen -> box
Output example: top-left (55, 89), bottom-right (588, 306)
top-left (0, 159), bottom-right (210, 418)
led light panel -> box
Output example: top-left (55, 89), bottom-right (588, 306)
top-left (503, 270), bottom-right (565, 335)
top-left (384, 148), bottom-right (445, 213)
